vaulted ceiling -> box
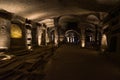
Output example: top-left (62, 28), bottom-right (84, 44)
top-left (0, 0), bottom-right (119, 21)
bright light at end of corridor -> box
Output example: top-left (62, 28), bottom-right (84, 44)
top-left (81, 40), bottom-right (85, 47)
top-left (101, 34), bottom-right (107, 52)
top-left (102, 34), bottom-right (107, 46)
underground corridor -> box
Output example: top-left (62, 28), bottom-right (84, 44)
top-left (0, 0), bottom-right (120, 80)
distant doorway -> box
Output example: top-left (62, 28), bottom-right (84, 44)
top-left (64, 30), bottom-right (80, 44)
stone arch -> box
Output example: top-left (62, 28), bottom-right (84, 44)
top-left (64, 30), bottom-right (80, 44)
top-left (10, 19), bottom-right (27, 49)
top-left (87, 14), bottom-right (100, 24)
top-left (10, 24), bottom-right (22, 38)
top-left (58, 15), bottom-right (80, 28)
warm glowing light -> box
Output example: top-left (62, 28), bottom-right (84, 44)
top-left (72, 38), bottom-right (75, 43)
top-left (26, 13), bottom-right (47, 20)
top-left (0, 47), bottom-right (8, 49)
top-left (38, 35), bottom-right (42, 46)
top-left (46, 33), bottom-right (50, 43)
top-left (0, 18), bottom-right (10, 49)
top-left (28, 46), bottom-right (32, 50)
top-left (38, 32), bottom-right (42, 46)
top-left (54, 33), bottom-right (58, 46)
top-left (37, 27), bottom-right (43, 46)
top-left (67, 37), bottom-right (70, 42)
top-left (11, 24), bottom-right (22, 38)
top-left (0, 3), bottom-right (26, 14)
top-left (2, 55), bottom-right (12, 60)
top-left (102, 34), bottom-right (107, 46)
top-left (101, 34), bottom-right (107, 51)
top-left (0, 52), bottom-right (14, 61)
top-left (81, 40), bottom-right (85, 47)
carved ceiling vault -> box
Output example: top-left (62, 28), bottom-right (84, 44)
top-left (0, 0), bottom-right (119, 21)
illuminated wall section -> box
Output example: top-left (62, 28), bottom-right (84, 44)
top-left (81, 40), bottom-right (85, 47)
top-left (11, 24), bottom-right (22, 38)
top-left (46, 30), bottom-right (50, 43)
top-left (81, 28), bottom-right (85, 47)
top-left (54, 30), bottom-right (58, 46)
top-left (39, 19), bottom-right (54, 45)
top-left (101, 34), bottom-right (107, 52)
top-left (37, 26), bottom-right (43, 46)
top-left (0, 18), bottom-right (10, 49)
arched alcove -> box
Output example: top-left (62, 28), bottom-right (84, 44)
top-left (11, 24), bottom-right (22, 38)
top-left (64, 30), bottom-right (80, 44)
top-left (10, 23), bottom-right (26, 50)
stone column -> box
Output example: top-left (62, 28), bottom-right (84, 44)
top-left (25, 19), bottom-right (32, 50)
top-left (0, 17), bottom-right (11, 50)
top-left (37, 26), bottom-right (43, 46)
